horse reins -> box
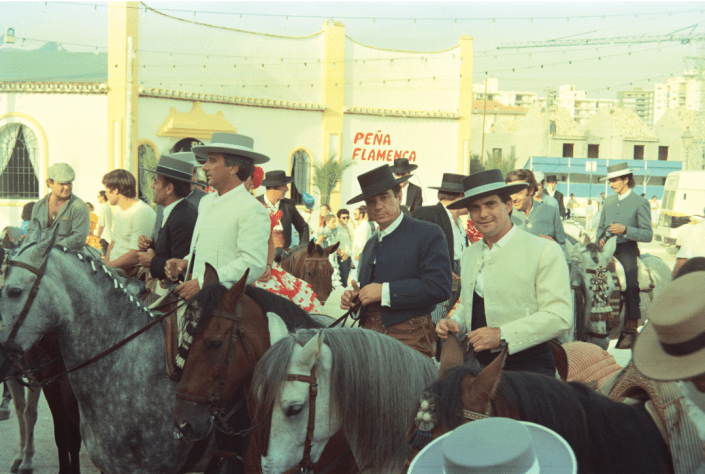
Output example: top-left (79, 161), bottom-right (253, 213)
top-left (283, 365), bottom-right (318, 474)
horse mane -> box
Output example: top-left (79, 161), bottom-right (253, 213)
top-left (244, 285), bottom-right (324, 331)
top-left (427, 365), bottom-right (671, 473)
top-left (252, 327), bottom-right (437, 471)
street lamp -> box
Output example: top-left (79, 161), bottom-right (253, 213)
top-left (682, 127), bottom-right (695, 170)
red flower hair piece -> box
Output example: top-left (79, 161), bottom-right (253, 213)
top-left (252, 166), bottom-right (264, 190)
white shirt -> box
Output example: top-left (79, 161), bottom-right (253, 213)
top-left (443, 205), bottom-right (467, 261)
top-left (160, 198), bottom-right (184, 229)
top-left (110, 200), bottom-right (156, 261)
top-left (475, 224), bottom-right (517, 298)
top-left (352, 219), bottom-right (372, 260)
top-left (263, 193), bottom-right (284, 232)
top-left (376, 212), bottom-right (404, 307)
top-left (618, 189), bottom-right (632, 201)
top-left (401, 184), bottom-right (409, 208)
top-left (96, 202), bottom-right (113, 242)
top-left (336, 222), bottom-right (354, 253)
top-left (188, 184), bottom-right (270, 289)
top-left (677, 219), bottom-right (705, 260)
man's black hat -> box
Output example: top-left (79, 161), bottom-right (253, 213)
top-left (347, 165), bottom-right (412, 205)
top-left (390, 158), bottom-right (418, 174)
top-left (428, 173), bottom-right (466, 193)
top-left (260, 170), bottom-right (295, 187)
top-left (447, 169), bottom-right (528, 210)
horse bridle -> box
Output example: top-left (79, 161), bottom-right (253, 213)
top-left (282, 366), bottom-right (318, 474)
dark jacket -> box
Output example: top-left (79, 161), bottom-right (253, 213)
top-left (412, 202), bottom-right (467, 262)
top-left (150, 199), bottom-right (198, 280)
top-left (405, 182), bottom-right (423, 214)
top-left (358, 214), bottom-right (452, 326)
top-left (256, 195), bottom-right (310, 248)
top-left (545, 188), bottom-right (566, 218)
top-left (186, 188), bottom-right (207, 210)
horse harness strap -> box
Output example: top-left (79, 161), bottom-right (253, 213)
top-left (5, 259), bottom-right (48, 346)
top-left (462, 404), bottom-right (491, 421)
top-left (283, 366), bottom-right (318, 474)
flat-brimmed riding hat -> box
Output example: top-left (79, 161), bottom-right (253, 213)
top-left (347, 165), bottom-right (412, 205)
top-left (428, 173), bottom-right (466, 193)
top-left (447, 169), bottom-right (528, 210)
top-left (546, 174), bottom-right (558, 183)
top-left (144, 155), bottom-right (197, 184)
top-left (192, 132), bottom-right (270, 165)
top-left (260, 170), bottom-right (295, 187)
top-left (409, 417), bottom-right (577, 474)
top-left (390, 158), bottom-right (418, 174)
top-left (599, 162), bottom-right (636, 182)
top-left (48, 163), bottom-right (75, 183)
top-left (169, 151), bottom-right (199, 169)
top-left (633, 272), bottom-right (705, 381)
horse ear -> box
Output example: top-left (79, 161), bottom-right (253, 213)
top-left (307, 239), bottom-right (316, 255)
top-left (266, 312), bottom-right (290, 346)
top-left (24, 218), bottom-right (42, 245)
top-left (325, 242), bottom-right (340, 256)
top-left (438, 333), bottom-right (464, 380)
top-left (203, 263), bottom-right (220, 287)
top-left (460, 347), bottom-right (506, 413)
top-left (296, 330), bottom-right (324, 368)
top-left (34, 223), bottom-right (60, 260)
top-left (225, 268), bottom-right (249, 302)
top-left (603, 236), bottom-right (618, 260)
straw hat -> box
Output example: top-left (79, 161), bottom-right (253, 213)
top-left (633, 272), bottom-right (705, 381)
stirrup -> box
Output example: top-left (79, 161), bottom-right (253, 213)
top-left (615, 328), bottom-right (638, 350)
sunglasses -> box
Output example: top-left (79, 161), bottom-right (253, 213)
top-left (340, 216), bottom-right (349, 220)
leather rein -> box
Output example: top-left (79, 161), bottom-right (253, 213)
top-left (2, 257), bottom-right (189, 387)
top-left (282, 366), bottom-right (319, 474)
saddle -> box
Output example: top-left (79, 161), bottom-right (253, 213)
top-left (600, 362), bottom-right (705, 474)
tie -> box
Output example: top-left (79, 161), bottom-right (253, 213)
top-left (152, 206), bottom-right (164, 245)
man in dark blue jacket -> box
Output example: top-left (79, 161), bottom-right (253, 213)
top-left (341, 165), bottom-right (452, 358)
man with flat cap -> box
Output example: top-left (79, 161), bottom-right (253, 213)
top-left (340, 165), bottom-right (452, 358)
top-left (391, 158), bottom-right (423, 214)
top-left (436, 169), bottom-right (572, 376)
top-left (136, 155), bottom-right (198, 286)
top-left (28, 162), bottom-right (90, 251)
top-left (412, 173), bottom-right (469, 322)
top-left (256, 170), bottom-right (309, 253)
top-left (596, 162), bottom-right (653, 348)
top-left (165, 133), bottom-right (270, 300)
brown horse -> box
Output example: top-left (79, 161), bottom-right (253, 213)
top-left (404, 335), bottom-right (673, 474)
top-left (280, 240), bottom-right (338, 304)
top-left (173, 264), bottom-right (357, 474)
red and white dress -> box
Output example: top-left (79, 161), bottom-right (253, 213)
top-left (254, 207), bottom-right (323, 313)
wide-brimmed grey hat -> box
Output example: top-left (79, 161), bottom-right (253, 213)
top-left (347, 165), bottom-right (411, 205)
top-left (600, 162), bottom-right (637, 182)
top-left (260, 170), bottom-right (295, 187)
top-left (192, 132), bottom-right (270, 165)
top-left (428, 173), bottom-right (466, 193)
top-left (144, 155), bottom-right (197, 184)
top-left (48, 163), bottom-right (75, 183)
top-left (169, 151), bottom-right (199, 169)
top-left (447, 169), bottom-right (528, 210)
top-left (390, 158), bottom-right (418, 174)
top-left (409, 418), bottom-right (577, 474)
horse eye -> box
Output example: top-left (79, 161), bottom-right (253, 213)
top-left (207, 340), bottom-right (223, 350)
top-left (285, 405), bottom-right (303, 417)
top-left (6, 287), bottom-right (22, 298)
top-left (306, 272), bottom-right (313, 277)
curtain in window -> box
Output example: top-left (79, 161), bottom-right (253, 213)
top-left (0, 123), bottom-right (20, 175)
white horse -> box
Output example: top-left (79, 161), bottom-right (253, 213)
top-left (5, 378), bottom-right (41, 474)
top-left (567, 236), bottom-right (672, 348)
top-left (251, 325), bottom-right (437, 474)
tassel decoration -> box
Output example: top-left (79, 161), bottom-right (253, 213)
top-left (590, 266), bottom-right (613, 321)
top-left (409, 392), bottom-right (437, 449)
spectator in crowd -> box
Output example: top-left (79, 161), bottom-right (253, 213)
top-left (585, 199), bottom-right (596, 231)
top-left (166, 133), bottom-right (270, 300)
top-left (28, 163), bottom-right (90, 251)
top-left (506, 169), bottom-right (567, 257)
top-left (20, 201), bottom-right (34, 234)
top-left (350, 204), bottom-right (372, 283)
top-left (85, 202), bottom-right (102, 250)
top-left (102, 169), bottom-right (156, 273)
top-left (316, 213), bottom-right (339, 248)
top-left (336, 208), bottom-right (354, 287)
top-left (317, 203), bottom-right (331, 232)
top-left (545, 174), bottom-right (566, 219)
top-left (341, 165), bottom-right (451, 358)
top-left (257, 170), bottom-right (309, 252)
top-left (438, 170), bottom-right (572, 376)
top-left (596, 162), bottom-right (653, 349)
top-left (672, 213), bottom-right (705, 277)
top-left (137, 155), bottom-right (198, 292)
top-left (650, 195), bottom-right (660, 227)
top-left (412, 173), bottom-right (468, 322)
top-left (94, 190), bottom-right (113, 256)
top-left (391, 158), bottom-right (423, 214)
top-left (566, 193), bottom-right (577, 220)
top-left (532, 171), bottom-right (559, 210)
top-left (600, 191), bottom-right (606, 207)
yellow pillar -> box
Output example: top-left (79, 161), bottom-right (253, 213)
top-left (321, 20), bottom-right (345, 210)
top-left (107, 1), bottom-right (139, 176)
top-left (458, 35), bottom-right (474, 175)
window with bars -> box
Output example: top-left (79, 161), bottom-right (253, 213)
top-left (290, 149), bottom-right (311, 205)
top-left (0, 124), bottom-right (40, 199)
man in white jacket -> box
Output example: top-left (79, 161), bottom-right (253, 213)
top-left (437, 169), bottom-right (572, 376)
top-left (166, 133), bottom-right (271, 299)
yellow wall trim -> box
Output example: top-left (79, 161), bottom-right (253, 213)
top-left (157, 101), bottom-right (237, 140)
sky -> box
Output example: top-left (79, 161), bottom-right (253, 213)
top-left (1, 1), bottom-right (704, 99)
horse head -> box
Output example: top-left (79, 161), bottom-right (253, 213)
top-left (256, 329), bottom-right (337, 474)
top-left (282, 240), bottom-right (337, 304)
top-left (173, 264), bottom-right (271, 441)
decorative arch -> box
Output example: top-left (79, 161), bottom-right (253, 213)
top-left (288, 147), bottom-right (315, 205)
top-left (0, 112), bottom-right (49, 206)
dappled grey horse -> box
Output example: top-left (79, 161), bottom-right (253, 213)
top-left (0, 227), bottom-right (197, 473)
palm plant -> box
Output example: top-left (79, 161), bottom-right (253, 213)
top-left (314, 155), bottom-right (355, 206)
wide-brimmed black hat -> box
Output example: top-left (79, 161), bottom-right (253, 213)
top-left (428, 173), bottom-right (466, 193)
top-left (192, 132), bottom-right (270, 165)
top-left (546, 174), bottom-right (558, 183)
top-left (260, 170), bottom-right (295, 187)
top-left (447, 169), bottom-right (528, 210)
top-left (390, 158), bottom-right (418, 174)
top-left (144, 155), bottom-right (198, 184)
top-left (347, 165), bottom-right (412, 205)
